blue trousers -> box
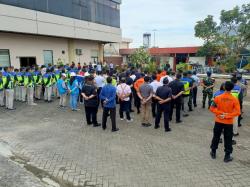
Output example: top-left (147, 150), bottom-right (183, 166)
top-left (70, 94), bottom-right (78, 110)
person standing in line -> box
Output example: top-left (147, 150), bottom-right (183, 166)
top-left (186, 71), bottom-right (195, 111)
top-left (57, 73), bottom-right (68, 108)
top-left (94, 71), bottom-right (105, 107)
top-left (137, 76), bottom-right (154, 127)
top-left (181, 72), bottom-right (191, 117)
top-left (5, 67), bottom-right (15, 110)
top-left (0, 72), bottom-right (5, 107)
top-left (68, 72), bottom-right (80, 111)
top-left (99, 76), bottom-right (119, 132)
top-left (154, 78), bottom-right (172, 132)
top-left (43, 69), bottom-right (53, 103)
top-left (125, 71), bottom-right (134, 112)
top-left (150, 74), bottom-right (162, 118)
top-left (134, 73), bottom-right (145, 114)
top-left (13, 69), bottom-right (19, 101)
top-left (160, 71), bottom-right (173, 85)
top-left (169, 73), bottom-right (184, 123)
top-left (191, 71), bottom-right (200, 107)
top-left (33, 67), bottom-right (42, 100)
top-left (210, 81), bottom-right (241, 163)
top-left (24, 68), bottom-right (37, 106)
top-left (81, 76), bottom-right (101, 127)
top-left (117, 77), bottom-right (133, 122)
top-left (16, 68), bottom-right (24, 101)
top-left (202, 71), bottom-right (215, 108)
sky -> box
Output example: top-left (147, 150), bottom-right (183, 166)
top-left (120, 0), bottom-right (249, 48)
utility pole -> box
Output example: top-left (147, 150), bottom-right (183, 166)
top-left (152, 29), bottom-right (157, 48)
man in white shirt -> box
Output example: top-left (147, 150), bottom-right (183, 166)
top-left (94, 71), bottom-right (105, 106)
top-left (191, 71), bottom-right (200, 107)
top-left (160, 74), bottom-right (173, 85)
top-left (117, 77), bottom-right (133, 122)
top-left (150, 74), bottom-right (162, 117)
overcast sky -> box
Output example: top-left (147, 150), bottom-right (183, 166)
top-left (120, 0), bottom-right (249, 48)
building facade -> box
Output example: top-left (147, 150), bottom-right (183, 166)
top-left (120, 47), bottom-right (206, 71)
top-left (0, 0), bottom-right (122, 68)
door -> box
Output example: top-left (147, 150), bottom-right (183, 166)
top-left (43, 50), bottom-right (53, 66)
top-left (20, 57), bottom-right (37, 67)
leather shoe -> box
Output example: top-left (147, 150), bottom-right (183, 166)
top-left (224, 155), bottom-right (233, 163)
top-left (112, 128), bottom-right (119, 132)
top-left (210, 151), bottom-right (216, 159)
top-left (165, 128), bottom-right (171, 132)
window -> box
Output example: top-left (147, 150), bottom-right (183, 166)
top-left (91, 50), bottom-right (99, 63)
top-left (0, 49), bottom-right (11, 67)
top-left (43, 50), bottom-right (53, 66)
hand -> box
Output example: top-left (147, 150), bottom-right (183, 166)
top-left (159, 100), bottom-right (164, 104)
top-left (172, 95), bottom-right (176, 99)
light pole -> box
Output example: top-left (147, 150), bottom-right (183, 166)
top-left (152, 29), bottom-right (157, 48)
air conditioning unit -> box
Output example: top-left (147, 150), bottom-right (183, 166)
top-left (75, 49), bottom-right (82, 56)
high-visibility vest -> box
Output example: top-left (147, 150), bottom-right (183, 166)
top-left (6, 76), bottom-right (14, 89)
top-left (43, 75), bottom-right (52, 87)
top-left (0, 78), bottom-right (3, 91)
top-left (17, 74), bottom-right (24, 86)
top-left (2, 76), bottom-right (7, 88)
top-left (231, 89), bottom-right (240, 99)
top-left (181, 80), bottom-right (190, 95)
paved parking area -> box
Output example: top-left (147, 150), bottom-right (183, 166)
top-left (0, 90), bottom-right (250, 187)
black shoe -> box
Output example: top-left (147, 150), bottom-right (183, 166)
top-left (102, 126), bottom-right (106, 130)
top-left (87, 122), bottom-right (92, 125)
top-left (176, 120), bottom-right (183, 124)
top-left (189, 109), bottom-right (193, 112)
top-left (183, 114), bottom-right (189, 117)
top-left (165, 128), bottom-right (171, 132)
top-left (146, 123), bottom-right (152, 127)
top-left (48, 100), bottom-right (53, 103)
top-left (137, 110), bottom-right (140, 114)
top-left (141, 123), bottom-right (147, 127)
top-left (93, 123), bottom-right (101, 127)
top-left (238, 124), bottom-right (242, 127)
top-left (224, 155), bottom-right (233, 163)
top-left (112, 128), bottom-right (119, 132)
top-left (194, 104), bottom-right (197, 107)
top-left (210, 151), bottom-right (216, 159)
top-left (130, 110), bottom-right (134, 113)
top-left (7, 108), bottom-right (16, 110)
top-left (202, 105), bottom-right (205, 109)
top-left (169, 118), bottom-right (172, 122)
top-left (232, 140), bottom-right (236, 145)
top-left (154, 125), bottom-right (160, 129)
top-left (233, 133), bottom-right (239, 137)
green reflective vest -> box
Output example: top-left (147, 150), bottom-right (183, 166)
top-left (0, 78), bottom-right (3, 90)
top-left (24, 75), bottom-right (34, 87)
top-left (181, 81), bottom-right (190, 95)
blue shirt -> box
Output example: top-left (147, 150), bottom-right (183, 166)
top-left (68, 79), bottom-right (79, 95)
top-left (213, 90), bottom-right (224, 98)
top-left (99, 84), bottom-right (116, 108)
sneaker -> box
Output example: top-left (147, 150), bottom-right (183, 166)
top-left (112, 128), bottom-right (119, 132)
top-left (210, 151), bottom-right (216, 159)
top-left (154, 125), bottom-right (160, 129)
top-left (183, 114), bottom-right (189, 117)
top-left (30, 103), bottom-right (37, 106)
top-left (232, 140), bottom-right (237, 145)
top-left (145, 123), bottom-right (152, 127)
top-left (224, 155), bottom-right (233, 163)
top-left (165, 128), bottom-right (171, 132)
top-left (127, 119), bottom-right (133, 123)
top-left (93, 123), bottom-right (101, 127)
top-left (176, 120), bottom-right (183, 124)
top-left (120, 118), bottom-right (125, 121)
top-left (233, 133), bottom-right (239, 137)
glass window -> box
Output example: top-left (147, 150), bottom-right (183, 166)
top-left (0, 49), bottom-right (11, 67)
top-left (43, 50), bottom-right (53, 66)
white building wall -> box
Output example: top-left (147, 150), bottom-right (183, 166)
top-left (0, 32), bottom-right (99, 68)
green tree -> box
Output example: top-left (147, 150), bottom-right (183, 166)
top-left (129, 47), bottom-right (151, 68)
top-left (194, 3), bottom-right (250, 72)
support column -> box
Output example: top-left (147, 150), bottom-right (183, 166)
top-left (68, 39), bottom-right (76, 64)
top-left (98, 43), bottom-right (104, 63)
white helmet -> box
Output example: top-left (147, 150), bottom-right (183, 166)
top-left (70, 72), bottom-right (76, 77)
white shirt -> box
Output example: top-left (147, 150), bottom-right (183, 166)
top-left (110, 63), bottom-right (114, 68)
top-left (97, 64), bottom-right (102, 71)
top-left (116, 83), bottom-right (131, 101)
top-left (160, 75), bottom-right (173, 85)
top-left (191, 75), bottom-right (200, 87)
top-left (150, 80), bottom-right (162, 93)
top-left (95, 75), bottom-right (105, 88)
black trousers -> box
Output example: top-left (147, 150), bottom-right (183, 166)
top-left (155, 104), bottom-right (170, 130)
top-left (151, 98), bottom-right (157, 118)
top-left (193, 87), bottom-right (198, 106)
top-left (97, 87), bottom-right (103, 107)
top-left (170, 99), bottom-right (182, 121)
top-left (210, 122), bottom-right (233, 154)
top-left (134, 92), bottom-right (141, 112)
top-left (102, 107), bottom-right (117, 130)
top-left (85, 106), bottom-right (98, 125)
top-left (129, 94), bottom-right (133, 111)
top-left (188, 91), bottom-right (193, 110)
top-left (119, 100), bottom-right (131, 120)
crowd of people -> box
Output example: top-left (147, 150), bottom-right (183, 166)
top-left (0, 62), bottom-right (248, 162)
